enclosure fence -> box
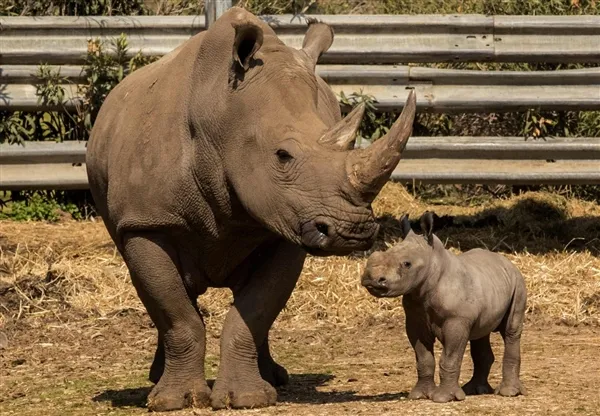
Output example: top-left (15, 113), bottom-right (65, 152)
top-left (1, 9), bottom-right (599, 188)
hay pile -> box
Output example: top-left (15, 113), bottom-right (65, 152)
top-left (1, 183), bottom-right (599, 332)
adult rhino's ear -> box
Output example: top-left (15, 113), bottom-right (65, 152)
top-left (301, 19), bottom-right (334, 69)
top-left (420, 211), bottom-right (435, 247)
top-left (400, 214), bottom-right (412, 239)
top-left (232, 20), bottom-right (264, 71)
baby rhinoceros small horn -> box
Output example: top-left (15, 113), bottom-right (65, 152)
top-left (346, 90), bottom-right (417, 202)
top-left (318, 103), bottom-right (365, 151)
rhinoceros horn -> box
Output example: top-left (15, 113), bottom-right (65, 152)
top-left (346, 90), bottom-right (417, 202)
top-left (318, 103), bottom-right (365, 151)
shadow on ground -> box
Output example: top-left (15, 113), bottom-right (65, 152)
top-left (93, 387), bottom-right (151, 408)
top-left (91, 374), bottom-right (407, 409)
top-left (279, 373), bottom-right (408, 404)
top-left (374, 196), bottom-right (600, 256)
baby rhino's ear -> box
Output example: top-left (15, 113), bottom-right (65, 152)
top-left (400, 214), bottom-right (412, 239)
top-left (420, 211), bottom-right (435, 247)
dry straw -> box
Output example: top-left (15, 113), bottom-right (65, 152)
top-left (1, 183), bottom-right (599, 332)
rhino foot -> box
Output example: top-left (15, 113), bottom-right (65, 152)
top-left (408, 381), bottom-right (435, 400)
top-left (462, 379), bottom-right (494, 395)
top-left (210, 379), bottom-right (277, 409)
top-left (431, 385), bottom-right (466, 403)
top-left (495, 380), bottom-right (527, 397)
top-left (147, 379), bottom-right (211, 412)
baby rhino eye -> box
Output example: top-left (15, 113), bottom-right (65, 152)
top-left (402, 261), bottom-right (412, 268)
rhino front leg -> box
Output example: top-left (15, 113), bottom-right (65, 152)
top-left (405, 312), bottom-right (436, 400)
top-left (123, 233), bottom-right (211, 411)
top-left (462, 335), bottom-right (495, 395)
top-left (432, 319), bottom-right (469, 403)
top-left (149, 302), bottom-right (206, 384)
top-left (210, 240), bottom-right (305, 409)
top-left (258, 336), bottom-right (289, 387)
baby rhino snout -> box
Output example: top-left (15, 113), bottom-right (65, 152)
top-left (361, 258), bottom-right (391, 297)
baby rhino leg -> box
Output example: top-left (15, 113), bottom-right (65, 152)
top-left (432, 319), bottom-right (469, 403)
top-left (462, 335), bottom-right (494, 395)
top-left (496, 292), bottom-right (527, 396)
top-left (405, 314), bottom-right (435, 400)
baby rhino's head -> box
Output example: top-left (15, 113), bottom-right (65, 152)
top-left (361, 211), bottom-right (436, 297)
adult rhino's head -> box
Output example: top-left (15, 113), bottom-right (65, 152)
top-left (192, 8), bottom-right (417, 256)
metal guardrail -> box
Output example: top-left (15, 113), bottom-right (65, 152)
top-left (1, 11), bottom-right (599, 186)
top-left (2, 65), bottom-right (600, 112)
top-left (1, 15), bottom-right (599, 65)
top-left (2, 139), bottom-right (599, 189)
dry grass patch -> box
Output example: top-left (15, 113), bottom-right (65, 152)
top-left (1, 183), bottom-right (599, 333)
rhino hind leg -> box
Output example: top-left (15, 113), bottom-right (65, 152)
top-left (462, 335), bottom-right (495, 395)
top-left (210, 241), bottom-right (304, 410)
top-left (258, 336), bottom-right (289, 387)
top-left (123, 233), bottom-right (211, 411)
top-left (496, 287), bottom-right (527, 397)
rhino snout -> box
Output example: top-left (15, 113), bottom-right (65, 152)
top-left (300, 217), bottom-right (378, 256)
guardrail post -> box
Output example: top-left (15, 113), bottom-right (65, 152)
top-left (205, 0), bottom-right (232, 28)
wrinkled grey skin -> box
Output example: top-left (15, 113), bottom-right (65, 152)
top-left (362, 212), bottom-right (527, 403)
top-left (86, 7), bottom-right (416, 412)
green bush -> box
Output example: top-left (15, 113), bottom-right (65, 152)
top-left (0, 0), bottom-right (147, 16)
top-left (0, 192), bottom-right (84, 221)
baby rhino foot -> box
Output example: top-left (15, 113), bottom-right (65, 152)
top-left (431, 385), bottom-right (466, 403)
top-left (495, 380), bottom-right (527, 397)
top-left (147, 379), bottom-right (211, 412)
top-left (462, 379), bottom-right (494, 395)
top-left (408, 381), bottom-right (435, 400)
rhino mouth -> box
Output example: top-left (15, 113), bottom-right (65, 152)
top-left (300, 217), bottom-right (378, 256)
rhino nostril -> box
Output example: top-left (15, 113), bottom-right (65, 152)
top-left (377, 277), bottom-right (387, 285)
top-left (315, 222), bottom-right (329, 237)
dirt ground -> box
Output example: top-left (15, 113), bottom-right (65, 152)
top-left (1, 184), bottom-right (599, 415)
top-left (2, 314), bottom-right (599, 416)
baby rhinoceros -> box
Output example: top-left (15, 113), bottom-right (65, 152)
top-left (361, 211), bottom-right (527, 403)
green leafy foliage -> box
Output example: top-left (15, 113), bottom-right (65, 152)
top-left (0, 192), bottom-right (84, 221)
top-left (0, 0), bottom-right (147, 16)
top-left (338, 90), bottom-right (393, 145)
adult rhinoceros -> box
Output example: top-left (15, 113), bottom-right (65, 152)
top-left (87, 7), bottom-right (416, 412)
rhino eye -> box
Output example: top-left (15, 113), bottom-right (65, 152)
top-left (276, 149), bottom-right (294, 163)
top-left (402, 261), bottom-right (411, 268)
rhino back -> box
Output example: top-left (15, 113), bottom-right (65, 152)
top-left (457, 249), bottom-right (523, 337)
top-left (87, 32), bottom-right (220, 239)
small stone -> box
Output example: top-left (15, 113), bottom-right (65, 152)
top-left (11, 358), bottom-right (25, 366)
top-left (347, 378), bottom-right (358, 382)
